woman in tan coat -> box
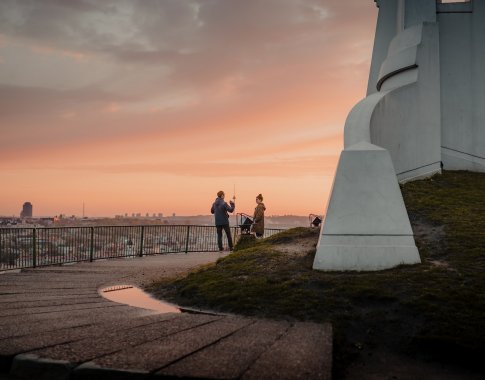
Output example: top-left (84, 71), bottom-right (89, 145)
top-left (251, 194), bottom-right (266, 238)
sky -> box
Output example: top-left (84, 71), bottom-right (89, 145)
top-left (0, 0), bottom-right (377, 217)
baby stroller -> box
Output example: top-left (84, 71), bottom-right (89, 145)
top-left (236, 213), bottom-right (253, 234)
top-left (309, 214), bottom-right (322, 228)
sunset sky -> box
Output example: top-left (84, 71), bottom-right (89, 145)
top-left (0, 0), bottom-right (377, 217)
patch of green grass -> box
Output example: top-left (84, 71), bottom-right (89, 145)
top-left (146, 170), bottom-right (485, 377)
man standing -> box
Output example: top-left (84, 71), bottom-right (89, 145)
top-left (211, 190), bottom-right (235, 251)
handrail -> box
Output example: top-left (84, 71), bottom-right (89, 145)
top-left (0, 225), bottom-right (285, 271)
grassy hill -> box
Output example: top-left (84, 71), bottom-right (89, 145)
top-left (146, 170), bottom-right (485, 378)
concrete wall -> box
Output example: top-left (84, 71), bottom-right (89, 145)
top-left (366, 0), bottom-right (441, 182)
top-left (370, 0), bottom-right (485, 173)
top-left (402, 0), bottom-right (436, 28)
top-left (439, 0), bottom-right (485, 171)
top-left (367, 0), bottom-right (400, 95)
top-left (371, 22), bottom-right (442, 181)
top-left (314, 0), bottom-right (484, 271)
top-left (367, 0), bottom-right (436, 94)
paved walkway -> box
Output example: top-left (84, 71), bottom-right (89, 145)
top-left (0, 253), bottom-right (332, 380)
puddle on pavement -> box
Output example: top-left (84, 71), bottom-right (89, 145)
top-left (101, 285), bottom-right (181, 314)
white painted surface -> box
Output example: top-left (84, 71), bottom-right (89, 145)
top-left (315, 0), bottom-right (484, 271)
top-left (439, 1), bottom-right (485, 171)
top-left (344, 92), bottom-right (387, 147)
top-left (313, 143), bottom-right (420, 271)
top-left (370, 22), bottom-right (441, 181)
top-left (314, 235), bottom-right (420, 271)
top-left (377, 24), bottom-right (422, 88)
top-left (323, 142), bottom-right (413, 236)
top-left (368, 0), bottom-right (400, 95)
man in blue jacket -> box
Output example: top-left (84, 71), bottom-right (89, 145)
top-left (211, 190), bottom-right (235, 251)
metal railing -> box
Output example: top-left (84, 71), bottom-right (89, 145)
top-left (0, 225), bottom-right (284, 271)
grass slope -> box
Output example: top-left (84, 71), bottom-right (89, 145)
top-left (146, 171), bottom-right (485, 377)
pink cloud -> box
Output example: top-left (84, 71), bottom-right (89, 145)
top-left (0, 0), bottom-right (377, 216)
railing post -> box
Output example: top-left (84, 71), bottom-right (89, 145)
top-left (89, 227), bottom-right (94, 262)
top-left (185, 225), bottom-right (190, 254)
top-left (233, 226), bottom-right (238, 247)
top-left (32, 228), bottom-right (37, 268)
top-left (139, 226), bottom-right (145, 257)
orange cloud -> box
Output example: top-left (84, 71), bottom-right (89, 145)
top-left (0, 0), bottom-right (377, 216)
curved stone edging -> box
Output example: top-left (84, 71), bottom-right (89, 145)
top-left (0, 254), bottom-right (333, 380)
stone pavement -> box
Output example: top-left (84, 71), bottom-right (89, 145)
top-left (0, 253), bottom-right (332, 379)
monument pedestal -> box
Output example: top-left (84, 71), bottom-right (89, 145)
top-left (313, 142), bottom-right (420, 271)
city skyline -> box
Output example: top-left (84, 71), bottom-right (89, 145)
top-left (1, 200), bottom-right (316, 219)
top-left (0, 1), bottom-right (377, 217)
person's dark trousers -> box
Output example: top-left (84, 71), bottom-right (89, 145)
top-left (216, 224), bottom-right (233, 251)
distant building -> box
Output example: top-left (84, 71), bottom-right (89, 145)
top-left (20, 202), bottom-right (33, 218)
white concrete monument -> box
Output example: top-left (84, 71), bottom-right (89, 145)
top-left (314, 0), bottom-right (484, 271)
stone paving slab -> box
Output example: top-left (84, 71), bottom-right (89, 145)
top-left (0, 314), bottom-right (174, 355)
top-left (0, 314), bottom-right (175, 373)
top-left (0, 297), bottom-right (107, 310)
top-left (0, 304), bottom-right (136, 327)
top-left (0, 289), bottom-right (98, 296)
top-left (0, 301), bottom-right (116, 317)
top-left (157, 319), bottom-right (290, 379)
top-left (24, 313), bottom-right (221, 365)
top-left (0, 305), bottom-right (155, 340)
top-left (241, 322), bottom-right (333, 380)
top-left (0, 294), bottom-right (102, 304)
top-left (0, 253), bottom-right (332, 379)
top-left (0, 313), bottom-right (175, 358)
top-left (81, 316), bottom-right (254, 374)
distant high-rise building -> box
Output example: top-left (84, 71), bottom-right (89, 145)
top-left (20, 202), bottom-right (33, 218)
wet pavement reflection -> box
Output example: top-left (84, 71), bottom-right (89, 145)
top-left (101, 285), bottom-right (181, 313)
